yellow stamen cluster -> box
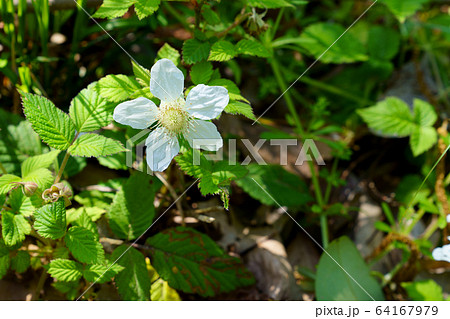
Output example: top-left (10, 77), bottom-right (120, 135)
top-left (157, 99), bottom-right (190, 135)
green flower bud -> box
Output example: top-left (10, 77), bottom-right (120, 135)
top-left (22, 182), bottom-right (38, 197)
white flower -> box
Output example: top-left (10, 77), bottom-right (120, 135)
top-left (432, 244), bottom-right (450, 263)
top-left (113, 59), bottom-right (229, 172)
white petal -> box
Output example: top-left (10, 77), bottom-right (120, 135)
top-left (150, 59), bottom-right (184, 102)
top-left (185, 84), bottom-right (229, 120)
top-left (113, 97), bottom-right (158, 129)
top-left (184, 120), bottom-right (223, 151)
top-left (432, 244), bottom-right (450, 262)
top-left (145, 127), bottom-right (180, 172)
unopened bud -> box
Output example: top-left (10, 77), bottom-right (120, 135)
top-left (22, 182), bottom-right (38, 197)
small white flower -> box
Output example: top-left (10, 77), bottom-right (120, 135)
top-left (113, 59), bottom-right (229, 172)
top-left (447, 214), bottom-right (450, 224)
top-left (432, 244), bottom-right (450, 263)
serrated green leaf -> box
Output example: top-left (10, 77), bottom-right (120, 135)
top-left (176, 149), bottom-right (247, 196)
top-left (132, 61), bottom-right (151, 86)
top-left (298, 22), bottom-right (368, 64)
top-left (224, 101), bottom-right (255, 120)
top-left (147, 227), bottom-right (254, 297)
top-left (0, 120), bottom-right (43, 175)
top-left (410, 126), bottom-right (437, 157)
top-left (11, 251), bottom-right (30, 273)
top-left (96, 74), bottom-right (141, 103)
top-left (236, 164), bottom-right (313, 207)
top-left (315, 236), bottom-right (384, 300)
top-left (68, 133), bottom-right (127, 157)
top-left (9, 189), bottom-right (42, 217)
top-left (34, 200), bottom-right (66, 239)
top-left (247, 0), bottom-right (294, 8)
top-left (208, 40), bottom-right (236, 62)
top-left (201, 6), bottom-right (220, 25)
top-left (380, 0), bottom-right (429, 22)
top-left (65, 226), bottom-right (105, 264)
top-left (368, 26), bottom-right (400, 61)
top-left (113, 246), bottom-right (151, 301)
top-left (129, 87), bottom-right (154, 100)
top-left (83, 262), bottom-right (124, 284)
top-left (190, 61), bottom-right (213, 85)
top-left (183, 39), bottom-right (211, 65)
top-left (0, 253), bottom-right (9, 279)
top-left (208, 78), bottom-right (249, 103)
top-left (72, 209), bottom-right (99, 240)
top-left (48, 259), bottom-right (83, 282)
top-left (156, 43), bottom-right (181, 66)
top-left (401, 280), bottom-right (444, 301)
top-left (0, 174), bottom-right (21, 195)
top-left (108, 172), bottom-right (155, 240)
top-left (236, 39), bottom-right (271, 58)
top-left (66, 207), bottom-right (106, 224)
top-left (93, 0), bottom-right (135, 19)
top-left (413, 99), bottom-right (437, 127)
top-left (358, 97), bottom-right (438, 156)
top-left (21, 92), bottom-right (76, 150)
top-left (135, 0), bottom-right (160, 19)
top-left (69, 84), bottom-right (116, 133)
top-left (22, 168), bottom-right (53, 190)
top-left (357, 97), bottom-right (415, 137)
top-left (21, 150), bottom-right (60, 177)
top-left (2, 211), bottom-right (31, 246)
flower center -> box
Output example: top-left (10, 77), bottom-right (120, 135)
top-left (158, 99), bottom-right (189, 135)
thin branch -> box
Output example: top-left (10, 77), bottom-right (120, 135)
top-left (155, 171), bottom-right (185, 226)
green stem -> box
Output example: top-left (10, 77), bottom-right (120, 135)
top-left (299, 76), bottom-right (373, 106)
top-left (324, 158), bottom-right (339, 204)
top-left (0, 161), bottom-right (7, 174)
top-left (404, 209), bottom-right (426, 235)
top-left (270, 56), bottom-right (328, 247)
top-left (54, 151), bottom-right (70, 184)
top-left (269, 58), bottom-right (304, 135)
top-left (32, 268), bottom-right (47, 301)
top-left (271, 7), bottom-right (285, 40)
top-left (320, 215), bottom-right (329, 249)
top-left (194, 0), bottom-right (204, 29)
